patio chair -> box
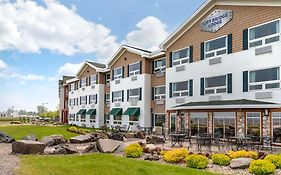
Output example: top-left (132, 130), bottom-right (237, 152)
top-left (120, 125), bottom-right (130, 133)
top-left (261, 136), bottom-right (273, 153)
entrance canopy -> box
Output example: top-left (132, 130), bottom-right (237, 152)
top-left (76, 109), bottom-right (86, 115)
top-left (123, 108), bottom-right (140, 116)
top-left (86, 109), bottom-right (96, 115)
top-left (108, 108), bottom-right (122, 115)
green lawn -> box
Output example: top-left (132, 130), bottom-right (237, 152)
top-left (0, 124), bottom-right (78, 140)
top-left (20, 154), bottom-right (217, 175)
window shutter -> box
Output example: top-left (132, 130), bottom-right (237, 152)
top-left (104, 74), bottom-right (107, 84)
top-left (86, 77), bottom-right (88, 86)
top-left (152, 60), bottom-right (154, 73)
top-left (189, 79), bottom-right (193, 96)
top-left (80, 97), bottom-right (81, 105)
top-left (85, 96), bottom-right (87, 104)
top-left (122, 66), bottom-right (125, 78)
top-left (95, 94), bottom-right (98, 104)
top-left (151, 113), bottom-right (154, 127)
top-left (243, 29), bottom-right (249, 50)
top-left (169, 83), bottom-right (173, 98)
top-left (111, 69), bottom-right (114, 80)
top-left (122, 90), bottom-right (124, 102)
top-left (139, 61), bottom-right (142, 74)
top-left (200, 42), bottom-right (205, 60)
top-left (200, 78), bottom-right (205, 96)
top-left (169, 52), bottom-right (173, 67)
top-left (104, 94), bottom-right (106, 102)
top-left (127, 65), bottom-right (130, 77)
top-left (139, 88), bottom-right (142, 100)
top-left (96, 74), bottom-right (98, 84)
top-left (227, 74), bottom-right (232, 93)
top-left (79, 80), bottom-right (82, 88)
top-left (151, 87), bottom-right (154, 100)
top-left (189, 46), bottom-right (193, 63)
top-left (243, 71), bottom-right (249, 92)
top-left (127, 90), bottom-right (129, 101)
top-left (227, 34), bottom-right (233, 54)
top-left (112, 92), bottom-right (114, 102)
top-left (74, 98), bottom-right (76, 106)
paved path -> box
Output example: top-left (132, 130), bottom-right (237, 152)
top-left (0, 144), bottom-right (20, 175)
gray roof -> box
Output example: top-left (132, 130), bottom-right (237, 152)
top-left (86, 61), bottom-right (106, 69)
top-left (124, 45), bottom-right (152, 53)
top-left (59, 76), bottom-right (75, 85)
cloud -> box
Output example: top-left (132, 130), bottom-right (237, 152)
top-left (0, 59), bottom-right (7, 69)
top-left (11, 73), bottom-right (45, 81)
top-left (0, 0), bottom-right (120, 61)
top-left (124, 16), bottom-right (168, 51)
top-left (58, 62), bottom-right (83, 76)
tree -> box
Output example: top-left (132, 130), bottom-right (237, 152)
top-left (18, 110), bottom-right (27, 115)
top-left (37, 105), bottom-right (48, 115)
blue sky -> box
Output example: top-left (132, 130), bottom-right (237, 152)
top-left (0, 0), bottom-right (204, 112)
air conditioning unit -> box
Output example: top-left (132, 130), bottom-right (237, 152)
top-left (115, 102), bottom-right (120, 107)
top-left (175, 98), bottom-right (185, 104)
top-left (82, 105), bottom-right (85, 108)
top-left (130, 99), bottom-right (138, 106)
top-left (255, 91), bottom-right (273, 99)
top-left (91, 104), bottom-right (95, 108)
top-left (131, 76), bottom-right (137, 81)
top-left (209, 57), bottom-right (222, 65)
top-left (115, 79), bottom-right (120, 84)
top-left (156, 72), bottom-right (165, 78)
top-left (156, 100), bottom-right (165, 105)
top-left (82, 87), bottom-right (85, 91)
top-left (91, 85), bottom-right (95, 89)
top-left (175, 65), bottom-right (185, 72)
top-left (71, 91), bottom-right (74, 94)
top-left (209, 95), bottom-right (221, 101)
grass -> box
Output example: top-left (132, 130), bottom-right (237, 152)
top-left (20, 154), bottom-right (217, 175)
top-left (0, 124), bottom-right (78, 140)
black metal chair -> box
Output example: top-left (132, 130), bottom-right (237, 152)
top-left (261, 136), bottom-right (274, 153)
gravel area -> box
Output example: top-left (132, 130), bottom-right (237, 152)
top-left (0, 144), bottom-right (20, 175)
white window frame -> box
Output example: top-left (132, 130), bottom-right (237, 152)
top-left (114, 67), bottom-right (122, 80)
top-left (154, 85), bottom-right (166, 100)
top-left (90, 75), bottom-right (97, 85)
top-left (248, 67), bottom-right (280, 91)
top-left (172, 47), bottom-right (189, 66)
top-left (248, 19), bottom-right (281, 49)
top-left (81, 96), bottom-right (87, 105)
top-left (205, 35), bottom-right (227, 59)
top-left (129, 62), bottom-right (140, 76)
top-left (204, 75), bottom-right (227, 95)
top-left (90, 114), bottom-right (96, 123)
top-left (80, 114), bottom-right (86, 123)
top-left (172, 81), bottom-right (189, 97)
top-left (113, 115), bottom-right (122, 125)
top-left (69, 114), bottom-right (75, 121)
top-left (70, 83), bottom-right (75, 91)
top-left (272, 112), bottom-right (281, 144)
top-left (80, 78), bottom-right (87, 87)
top-left (106, 73), bottom-right (110, 84)
top-left (113, 91), bottom-right (122, 102)
top-left (69, 99), bottom-right (74, 106)
top-left (128, 88), bottom-right (140, 100)
top-left (154, 58), bottom-right (166, 73)
top-left (213, 112), bottom-right (236, 138)
top-left (89, 95), bottom-right (97, 104)
top-left (105, 93), bottom-right (110, 103)
top-left (246, 112), bottom-right (261, 136)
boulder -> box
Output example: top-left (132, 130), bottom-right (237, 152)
top-left (44, 145), bottom-right (67, 155)
top-left (91, 131), bottom-right (109, 141)
top-left (144, 154), bottom-right (160, 161)
top-left (97, 139), bottom-right (123, 153)
top-left (21, 134), bottom-right (38, 141)
top-left (41, 135), bottom-right (65, 146)
top-left (12, 140), bottom-right (46, 154)
top-left (0, 132), bottom-right (15, 143)
top-left (109, 132), bottom-right (124, 141)
top-left (83, 143), bottom-right (97, 153)
top-left (62, 145), bottom-right (78, 154)
top-left (135, 131), bottom-right (145, 139)
top-left (145, 144), bottom-right (156, 153)
top-left (146, 136), bottom-right (165, 144)
top-left (230, 158), bottom-right (253, 169)
top-left (124, 133), bottom-right (135, 138)
top-left (69, 134), bottom-right (93, 143)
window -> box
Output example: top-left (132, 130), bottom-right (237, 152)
top-left (80, 114), bottom-right (86, 123)
top-left (214, 112), bottom-right (236, 138)
top-left (205, 75), bottom-right (227, 94)
top-left (113, 115), bottom-right (122, 125)
top-left (154, 114), bottom-right (165, 127)
top-left (69, 99), bottom-right (75, 106)
top-left (90, 75), bottom-right (96, 85)
top-left (172, 48), bottom-right (189, 66)
top-left (246, 112), bottom-right (261, 137)
top-left (129, 116), bottom-right (139, 126)
top-left (172, 81), bottom-right (189, 97)
top-left (114, 67), bottom-right (122, 80)
top-left (128, 88), bottom-right (140, 99)
top-left (154, 58), bottom-right (166, 73)
top-left (249, 67), bottom-right (280, 91)
top-left (129, 62), bottom-right (140, 76)
top-left (190, 113), bottom-right (208, 136)
top-left (105, 93), bottom-right (110, 103)
top-left (80, 78), bottom-right (86, 87)
top-left (113, 91), bottom-right (122, 102)
top-left (106, 73), bottom-right (110, 84)
top-left (80, 96), bottom-right (87, 105)
top-left (105, 114), bottom-right (110, 124)
top-left (249, 20), bottom-right (280, 48)
top-left (76, 114), bottom-right (79, 122)
top-left (205, 36), bottom-right (227, 59)
top-left (154, 86), bottom-right (166, 100)
top-left (272, 112), bottom-right (281, 144)
top-left (69, 114), bottom-right (75, 121)
top-left (89, 95), bottom-right (97, 104)
top-left (70, 83), bottom-right (75, 91)
top-left (90, 115), bottom-right (96, 123)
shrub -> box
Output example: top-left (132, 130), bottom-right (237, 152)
top-left (212, 154), bottom-right (231, 166)
top-left (228, 150), bottom-right (258, 159)
top-left (162, 148), bottom-right (189, 163)
top-left (264, 155), bottom-right (281, 169)
top-left (249, 160), bottom-right (276, 175)
top-left (67, 126), bottom-right (78, 133)
top-left (67, 126), bottom-right (91, 135)
top-left (125, 143), bottom-right (143, 158)
top-left (186, 155), bottom-right (209, 169)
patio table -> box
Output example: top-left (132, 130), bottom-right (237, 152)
top-left (231, 137), bottom-right (251, 150)
top-left (170, 133), bottom-right (186, 147)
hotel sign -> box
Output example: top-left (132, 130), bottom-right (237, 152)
top-left (201, 10), bottom-right (233, 32)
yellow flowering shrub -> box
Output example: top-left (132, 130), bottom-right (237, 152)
top-left (249, 160), bottom-right (276, 175)
top-left (125, 143), bottom-right (143, 158)
top-left (162, 148), bottom-right (189, 163)
top-left (264, 154), bottom-right (281, 169)
top-left (228, 150), bottom-right (258, 159)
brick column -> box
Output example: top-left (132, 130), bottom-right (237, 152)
top-left (207, 112), bottom-right (213, 134)
top-left (164, 113), bottom-right (169, 135)
top-left (184, 112), bottom-right (190, 130)
top-left (262, 110), bottom-right (271, 146)
top-left (236, 112), bottom-right (245, 137)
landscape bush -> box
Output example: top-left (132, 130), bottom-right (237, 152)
top-left (67, 126), bottom-right (91, 135)
top-left (249, 160), bottom-right (276, 175)
top-left (264, 154), bottom-right (281, 169)
top-left (186, 154), bottom-right (209, 169)
top-left (162, 148), bottom-right (189, 163)
top-left (228, 150), bottom-right (258, 159)
top-left (125, 143), bottom-right (143, 158)
top-left (211, 154), bottom-right (230, 166)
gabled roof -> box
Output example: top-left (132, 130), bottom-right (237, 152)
top-left (160, 0), bottom-right (281, 49)
top-left (76, 60), bottom-right (108, 77)
top-left (59, 76), bottom-right (75, 86)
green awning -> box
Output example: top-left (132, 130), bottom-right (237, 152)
top-left (123, 108), bottom-right (140, 116)
top-left (108, 108), bottom-right (122, 115)
top-left (86, 109), bottom-right (96, 115)
top-left (77, 109), bottom-right (86, 115)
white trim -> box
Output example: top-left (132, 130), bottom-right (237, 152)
top-left (246, 112), bottom-right (262, 136)
top-left (154, 57), bottom-right (166, 73)
top-left (113, 67), bottom-right (123, 80)
top-left (172, 81), bottom-right (189, 97)
top-left (173, 104), bottom-right (281, 110)
top-left (204, 35), bottom-right (228, 59)
top-left (154, 85), bottom-right (166, 100)
top-left (129, 62), bottom-right (141, 77)
top-left (272, 112), bottom-right (281, 144)
top-left (172, 47), bottom-right (190, 66)
top-left (204, 74), bottom-right (227, 95)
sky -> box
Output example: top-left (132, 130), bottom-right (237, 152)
top-left (0, 0), bottom-right (205, 112)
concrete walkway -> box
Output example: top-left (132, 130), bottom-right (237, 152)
top-left (0, 144), bottom-right (20, 175)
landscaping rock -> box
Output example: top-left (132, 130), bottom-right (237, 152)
top-left (144, 154), bottom-right (160, 161)
top-left (69, 134), bottom-right (93, 143)
top-left (41, 135), bottom-right (66, 146)
top-left (91, 131), bottom-right (109, 141)
top-left (21, 134), bottom-right (38, 141)
top-left (135, 131), bottom-right (145, 139)
top-left (230, 158), bottom-right (253, 169)
top-left (124, 133), bottom-right (135, 138)
top-left (44, 145), bottom-right (67, 155)
top-left (62, 144), bottom-right (78, 154)
top-left (12, 140), bottom-right (46, 154)
top-left (145, 144), bottom-right (156, 153)
top-left (83, 143), bottom-right (97, 153)
top-left (0, 132), bottom-right (15, 143)
top-left (109, 132), bottom-right (124, 141)
top-left (146, 136), bottom-right (165, 144)
top-left (97, 139), bottom-right (123, 153)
